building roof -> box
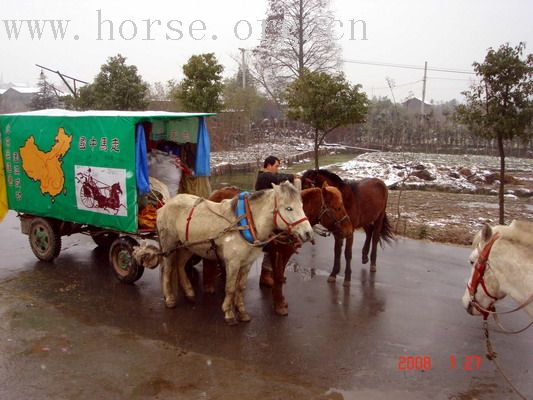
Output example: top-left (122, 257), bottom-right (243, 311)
top-left (402, 97), bottom-right (432, 107)
top-left (0, 109), bottom-right (216, 119)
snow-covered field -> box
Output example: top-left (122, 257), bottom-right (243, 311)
top-left (211, 139), bottom-right (315, 167)
top-left (213, 138), bottom-right (532, 197)
top-left (328, 152), bottom-right (533, 197)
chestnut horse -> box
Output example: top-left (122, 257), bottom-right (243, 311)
top-left (203, 184), bottom-right (352, 315)
top-left (302, 169), bottom-right (394, 285)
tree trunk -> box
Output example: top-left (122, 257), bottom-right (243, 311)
top-left (497, 133), bottom-right (505, 224)
top-left (314, 127), bottom-right (320, 170)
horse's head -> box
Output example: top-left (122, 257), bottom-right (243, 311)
top-left (302, 169), bottom-right (344, 190)
top-left (111, 182), bottom-right (123, 195)
top-left (301, 169), bottom-right (319, 189)
top-left (462, 224), bottom-right (505, 318)
top-left (272, 181), bottom-right (314, 243)
top-left (319, 183), bottom-right (353, 238)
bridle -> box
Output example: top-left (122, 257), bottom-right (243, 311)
top-left (272, 192), bottom-right (309, 235)
top-left (317, 190), bottom-right (350, 230)
top-left (467, 233), bottom-right (501, 319)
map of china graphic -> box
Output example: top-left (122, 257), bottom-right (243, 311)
top-left (20, 128), bottom-right (72, 197)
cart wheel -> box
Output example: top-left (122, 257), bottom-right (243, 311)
top-left (91, 232), bottom-right (119, 248)
top-left (29, 217), bottom-right (62, 261)
top-left (80, 185), bottom-right (96, 208)
top-left (109, 237), bottom-right (144, 284)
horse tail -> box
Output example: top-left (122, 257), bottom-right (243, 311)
top-left (379, 213), bottom-right (395, 248)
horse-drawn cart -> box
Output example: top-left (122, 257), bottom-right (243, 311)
top-left (0, 110), bottom-right (214, 283)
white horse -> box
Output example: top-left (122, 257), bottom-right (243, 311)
top-left (156, 181), bottom-right (314, 325)
top-left (462, 220), bottom-right (533, 319)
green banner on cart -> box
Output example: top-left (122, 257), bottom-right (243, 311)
top-left (0, 116), bottom-right (138, 232)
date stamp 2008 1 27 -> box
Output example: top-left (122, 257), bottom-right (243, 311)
top-left (397, 355), bottom-right (482, 371)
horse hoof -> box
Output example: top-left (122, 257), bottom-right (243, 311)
top-left (343, 280), bottom-right (351, 287)
top-left (238, 312), bottom-right (252, 322)
top-left (275, 306), bottom-right (288, 316)
top-left (362, 256), bottom-right (369, 264)
top-left (225, 317), bottom-right (238, 326)
top-left (185, 295), bottom-right (196, 303)
top-left (327, 276), bottom-right (336, 283)
top-left (370, 265), bottom-right (377, 272)
top-left (165, 297), bottom-right (177, 308)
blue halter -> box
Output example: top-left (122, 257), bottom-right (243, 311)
top-left (236, 192), bottom-right (255, 244)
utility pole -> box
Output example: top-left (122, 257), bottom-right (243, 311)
top-left (238, 48), bottom-right (246, 89)
top-left (35, 64), bottom-right (88, 98)
top-left (421, 61), bottom-right (427, 115)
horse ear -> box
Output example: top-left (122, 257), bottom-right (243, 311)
top-left (481, 223), bottom-right (493, 242)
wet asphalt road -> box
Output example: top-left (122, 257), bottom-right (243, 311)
top-left (0, 211), bottom-right (531, 400)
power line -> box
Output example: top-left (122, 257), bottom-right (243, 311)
top-left (371, 79), bottom-right (422, 90)
top-left (427, 76), bottom-right (474, 81)
top-left (342, 59), bottom-right (475, 75)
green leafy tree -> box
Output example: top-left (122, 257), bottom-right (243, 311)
top-left (30, 71), bottom-right (58, 110)
top-left (174, 53), bottom-right (224, 112)
top-left (75, 54), bottom-right (149, 110)
top-left (223, 68), bottom-right (266, 121)
top-left (286, 70), bottom-right (368, 169)
top-left (456, 42), bottom-right (533, 224)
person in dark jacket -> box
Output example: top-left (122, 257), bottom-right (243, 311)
top-left (255, 156), bottom-right (301, 287)
top-left (255, 156), bottom-right (296, 190)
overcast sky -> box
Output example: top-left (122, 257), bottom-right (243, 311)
top-left (1, 0), bottom-right (532, 102)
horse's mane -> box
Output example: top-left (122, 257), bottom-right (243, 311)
top-left (493, 220), bottom-right (533, 248)
top-left (317, 169), bottom-right (345, 186)
top-left (229, 189), bottom-right (266, 213)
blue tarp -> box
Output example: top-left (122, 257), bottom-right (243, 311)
top-left (194, 117), bottom-right (210, 176)
top-left (135, 124), bottom-right (150, 194)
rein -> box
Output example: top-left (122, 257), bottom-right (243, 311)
top-left (161, 191), bottom-right (306, 258)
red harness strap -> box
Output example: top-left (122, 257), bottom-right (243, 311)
top-left (468, 232), bottom-right (501, 318)
top-left (272, 194), bottom-right (309, 234)
top-left (243, 194), bottom-right (259, 243)
top-left (185, 206), bottom-right (196, 242)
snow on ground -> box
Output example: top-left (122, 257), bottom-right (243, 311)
top-left (211, 138), bottom-right (315, 167)
top-left (212, 138), bottom-right (532, 197)
top-left (326, 152), bottom-right (533, 196)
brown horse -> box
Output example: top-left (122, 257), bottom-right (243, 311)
top-left (203, 184), bottom-right (352, 315)
top-left (302, 169), bottom-right (394, 285)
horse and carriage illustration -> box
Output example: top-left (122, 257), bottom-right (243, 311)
top-left (76, 168), bottom-right (125, 213)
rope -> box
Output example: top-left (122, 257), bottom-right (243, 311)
top-left (483, 321), bottom-right (528, 400)
top-left (492, 314), bottom-right (533, 335)
top-left (473, 294), bottom-right (533, 318)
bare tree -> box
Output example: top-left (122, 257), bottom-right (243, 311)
top-left (250, 0), bottom-right (341, 109)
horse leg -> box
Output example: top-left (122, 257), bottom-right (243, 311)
top-left (161, 251), bottom-right (179, 308)
top-left (370, 215), bottom-right (384, 272)
top-left (328, 235), bottom-right (344, 283)
top-left (176, 250), bottom-right (195, 301)
top-left (362, 225), bottom-right (373, 264)
top-left (272, 247), bottom-right (292, 316)
top-left (202, 258), bottom-right (218, 294)
top-left (343, 233), bottom-right (354, 287)
top-left (234, 262), bottom-right (254, 322)
top-left (222, 260), bottom-right (240, 325)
